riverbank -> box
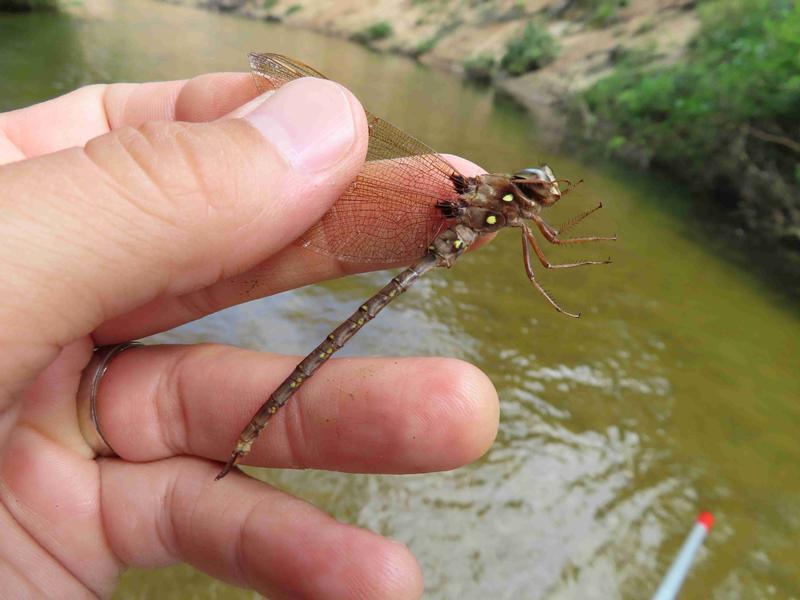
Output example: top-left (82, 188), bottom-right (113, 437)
top-left (571, 0), bottom-right (800, 292)
top-left (166, 0), bottom-right (700, 139)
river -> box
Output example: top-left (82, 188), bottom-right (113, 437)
top-left (1, 0), bottom-right (798, 598)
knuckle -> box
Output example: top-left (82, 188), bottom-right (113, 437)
top-left (154, 348), bottom-right (190, 454)
top-left (84, 120), bottom-right (258, 235)
top-left (279, 387), bottom-right (311, 469)
top-left (176, 286), bottom-right (223, 321)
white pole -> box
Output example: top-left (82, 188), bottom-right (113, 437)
top-left (651, 512), bottom-right (714, 600)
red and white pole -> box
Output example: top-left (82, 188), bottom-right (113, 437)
top-left (651, 512), bottom-right (714, 600)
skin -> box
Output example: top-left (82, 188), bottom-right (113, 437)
top-left (0, 73), bottom-right (499, 599)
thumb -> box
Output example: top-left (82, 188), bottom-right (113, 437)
top-left (0, 77), bottom-right (367, 386)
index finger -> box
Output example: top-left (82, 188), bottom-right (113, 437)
top-left (0, 73), bottom-right (256, 161)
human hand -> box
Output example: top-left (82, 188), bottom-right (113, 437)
top-left (0, 72), bottom-right (498, 598)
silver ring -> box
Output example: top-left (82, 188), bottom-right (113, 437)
top-left (77, 341), bottom-right (143, 457)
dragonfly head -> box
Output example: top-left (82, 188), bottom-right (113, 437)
top-left (511, 165), bottom-right (562, 208)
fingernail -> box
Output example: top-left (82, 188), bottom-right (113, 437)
top-left (244, 78), bottom-right (357, 172)
top-left (227, 91), bottom-right (274, 118)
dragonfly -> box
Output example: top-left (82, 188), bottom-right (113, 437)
top-left (216, 53), bottom-right (616, 479)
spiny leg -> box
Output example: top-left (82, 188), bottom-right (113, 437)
top-left (553, 178), bottom-right (583, 197)
top-left (532, 205), bottom-right (617, 245)
top-left (523, 225), bottom-right (611, 270)
top-left (520, 229), bottom-right (580, 318)
top-left (557, 202), bottom-right (602, 235)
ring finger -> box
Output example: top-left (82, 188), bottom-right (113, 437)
top-left (83, 343), bottom-right (498, 474)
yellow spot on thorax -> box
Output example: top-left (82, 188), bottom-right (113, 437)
top-left (486, 215), bottom-right (497, 225)
top-left (502, 193), bottom-right (513, 202)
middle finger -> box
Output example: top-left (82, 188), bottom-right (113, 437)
top-left (88, 344), bottom-right (499, 474)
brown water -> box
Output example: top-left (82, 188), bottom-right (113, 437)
top-left (1, 1), bottom-right (799, 598)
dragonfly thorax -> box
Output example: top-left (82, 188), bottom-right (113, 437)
top-left (464, 165), bottom-right (560, 230)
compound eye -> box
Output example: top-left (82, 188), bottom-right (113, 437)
top-left (513, 167), bottom-right (547, 180)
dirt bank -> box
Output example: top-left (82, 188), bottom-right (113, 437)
top-left (173, 0), bottom-right (698, 140)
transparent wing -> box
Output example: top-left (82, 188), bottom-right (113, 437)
top-left (250, 53), bottom-right (462, 263)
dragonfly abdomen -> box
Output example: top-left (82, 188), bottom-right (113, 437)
top-left (216, 249), bottom-right (444, 479)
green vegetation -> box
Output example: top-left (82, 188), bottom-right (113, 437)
top-left (0, 0), bottom-right (58, 10)
top-left (633, 16), bottom-right (656, 35)
top-left (500, 21), bottom-right (557, 76)
top-left (461, 19), bottom-right (557, 81)
top-left (591, 0), bottom-right (628, 26)
top-left (412, 19), bottom-right (460, 58)
top-left (414, 35), bottom-right (440, 56)
top-left (285, 3), bottom-right (302, 15)
top-left (559, 0), bottom-right (629, 26)
top-left (581, 0), bottom-right (800, 246)
top-left (351, 20), bottom-right (394, 44)
top-left (463, 54), bottom-right (496, 84)
top-left (262, 0), bottom-right (278, 9)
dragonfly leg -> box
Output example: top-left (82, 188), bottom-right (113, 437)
top-left (523, 225), bottom-right (611, 269)
top-left (556, 201), bottom-right (601, 234)
top-left (532, 204), bottom-right (617, 245)
top-left (520, 229), bottom-right (580, 318)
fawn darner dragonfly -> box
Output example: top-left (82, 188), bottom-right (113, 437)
top-left (216, 53), bottom-right (616, 479)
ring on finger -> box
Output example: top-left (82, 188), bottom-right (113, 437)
top-left (77, 341), bottom-right (143, 457)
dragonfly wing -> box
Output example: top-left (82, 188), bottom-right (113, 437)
top-left (250, 53), bottom-right (462, 263)
top-left (249, 52), bottom-right (329, 91)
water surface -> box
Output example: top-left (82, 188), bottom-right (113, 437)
top-left (1, 1), bottom-right (798, 598)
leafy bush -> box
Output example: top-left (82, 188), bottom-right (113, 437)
top-left (351, 20), bottom-right (394, 44)
top-left (463, 54), bottom-right (497, 83)
top-left (500, 21), bottom-right (557, 76)
top-left (581, 0), bottom-right (800, 243)
top-left (586, 0), bottom-right (799, 167)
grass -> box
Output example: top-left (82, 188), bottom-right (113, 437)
top-left (499, 20), bottom-right (557, 76)
top-left (569, 0), bottom-right (629, 26)
top-left (463, 54), bottom-right (497, 83)
top-left (412, 19), bottom-right (461, 57)
top-left (351, 20), bottom-right (394, 44)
